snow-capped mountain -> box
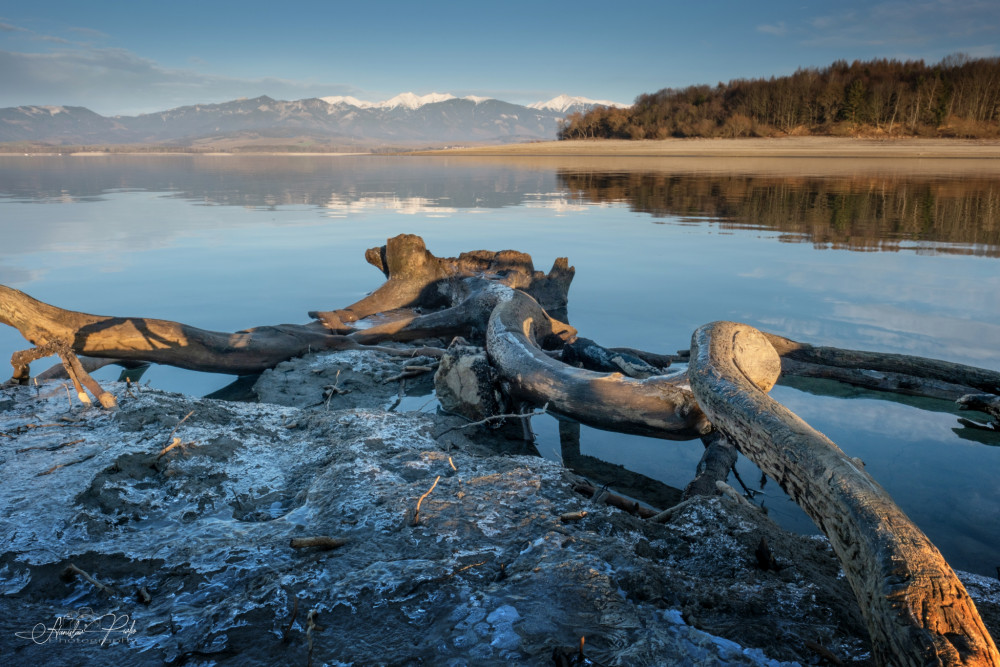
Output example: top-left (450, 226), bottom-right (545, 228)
top-left (528, 94), bottom-right (627, 113)
top-left (0, 93), bottom-right (625, 146)
top-left (320, 92), bottom-right (499, 110)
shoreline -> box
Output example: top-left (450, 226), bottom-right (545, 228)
top-left (2, 137), bottom-right (1000, 159)
top-left (411, 137), bottom-right (1000, 159)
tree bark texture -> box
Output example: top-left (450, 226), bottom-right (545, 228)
top-left (690, 321), bottom-right (1000, 667)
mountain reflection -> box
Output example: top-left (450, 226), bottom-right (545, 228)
top-left (0, 156), bottom-right (558, 211)
top-left (4, 156), bottom-right (1000, 258)
top-left (558, 171), bottom-right (1000, 257)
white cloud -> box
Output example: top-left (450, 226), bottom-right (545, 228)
top-left (804, 1), bottom-right (1000, 50)
top-left (0, 46), bottom-right (365, 115)
top-left (756, 22), bottom-right (787, 36)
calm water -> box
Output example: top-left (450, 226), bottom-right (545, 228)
top-left (1, 155), bottom-right (999, 575)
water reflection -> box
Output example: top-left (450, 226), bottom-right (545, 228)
top-left (559, 171), bottom-right (1000, 257)
top-left (2, 155), bottom-right (1000, 576)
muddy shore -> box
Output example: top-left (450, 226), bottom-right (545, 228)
top-left (2, 347), bottom-right (999, 665)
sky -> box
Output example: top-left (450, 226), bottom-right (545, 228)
top-left (1, 0), bottom-right (998, 116)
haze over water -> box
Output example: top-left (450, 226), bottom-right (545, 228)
top-left (1, 154), bottom-right (998, 575)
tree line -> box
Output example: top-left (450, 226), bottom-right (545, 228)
top-left (559, 55), bottom-right (1000, 140)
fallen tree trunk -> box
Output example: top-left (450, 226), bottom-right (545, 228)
top-left (689, 321), bottom-right (1000, 666)
top-left (765, 332), bottom-right (1000, 396)
top-left (0, 285), bottom-right (344, 376)
top-left (486, 287), bottom-right (710, 440)
top-left (778, 357), bottom-right (984, 401)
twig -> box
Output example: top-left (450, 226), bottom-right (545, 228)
top-left (354, 344), bottom-right (445, 358)
top-left (519, 403), bottom-right (536, 442)
top-left (403, 363), bottom-right (437, 372)
top-left (436, 402), bottom-right (549, 437)
top-left (165, 410), bottom-right (195, 445)
top-left (560, 511), bottom-right (588, 522)
top-left (730, 464), bottom-right (756, 498)
top-left (323, 370), bottom-right (346, 411)
top-left (305, 609), bottom-right (319, 667)
top-left (289, 536), bottom-right (349, 551)
top-left (649, 496), bottom-right (700, 523)
top-left (37, 451), bottom-right (97, 476)
top-left (61, 563), bottom-right (117, 596)
top-left (8, 421), bottom-right (76, 435)
top-left (384, 366), bottom-right (436, 383)
top-left (157, 437), bottom-right (198, 460)
top-left (16, 438), bottom-right (85, 454)
top-left (410, 396), bottom-right (437, 413)
top-left (411, 475), bottom-right (441, 526)
top-left (448, 456), bottom-right (457, 471)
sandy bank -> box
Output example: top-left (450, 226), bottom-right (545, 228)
top-left (413, 137), bottom-right (1000, 159)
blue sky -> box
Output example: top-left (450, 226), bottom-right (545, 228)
top-left (1, 0), bottom-right (997, 115)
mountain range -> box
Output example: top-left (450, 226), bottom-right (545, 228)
top-left (0, 94), bottom-right (625, 148)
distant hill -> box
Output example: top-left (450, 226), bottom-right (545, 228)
top-left (558, 55), bottom-right (1000, 140)
top-left (0, 93), bottom-right (626, 148)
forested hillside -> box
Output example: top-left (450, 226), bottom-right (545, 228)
top-left (559, 55), bottom-right (1000, 140)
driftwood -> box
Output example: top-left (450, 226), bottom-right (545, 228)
top-left (308, 233), bottom-right (575, 331)
top-left (486, 288), bottom-right (710, 440)
top-left (766, 332), bottom-right (1000, 399)
top-left (689, 321), bottom-right (1000, 666)
top-left (958, 393), bottom-right (1000, 427)
top-left (2, 234), bottom-right (998, 664)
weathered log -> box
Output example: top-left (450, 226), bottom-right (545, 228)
top-left (779, 357), bottom-right (984, 401)
top-left (765, 332), bottom-right (1000, 396)
top-left (309, 234), bottom-right (575, 331)
top-left (342, 279), bottom-right (576, 347)
top-left (0, 285), bottom-right (347, 376)
top-left (486, 288), bottom-right (710, 440)
top-left (690, 321), bottom-right (999, 666)
top-left (682, 431), bottom-right (739, 499)
top-left (607, 346), bottom-right (675, 370)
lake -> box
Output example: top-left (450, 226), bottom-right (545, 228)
top-left (1, 154), bottom-right (998, 576)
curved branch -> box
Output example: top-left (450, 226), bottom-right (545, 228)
top-left (689, 321), bottom-right (999, 666)
top-left (486, 288), bottom-right (710, 440)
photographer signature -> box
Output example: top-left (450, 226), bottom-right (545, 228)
top-left (14, 607), bottom-right (137, 646)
